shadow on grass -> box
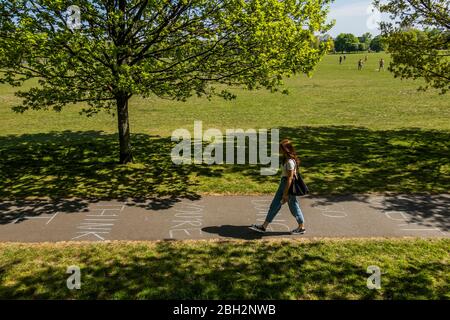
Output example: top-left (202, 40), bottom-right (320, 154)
top-left (0, 131), bottom-right (206, 223)
top-left (0, 241), bottom-right (448, 299)
top-left (239, 126), bottom-right (450, 193)
top-left (0, 130), bottom-right (209, 198)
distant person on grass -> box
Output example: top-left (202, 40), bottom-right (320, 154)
top-left (358, 59), bottom-right (363, 70)
top-left (339, 56), bottom-right (343, 64)
top-left (250, 139), bottom-right (306, 235)
top-left (379, 58), bottom-right (385, 71)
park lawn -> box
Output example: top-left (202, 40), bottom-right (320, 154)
top-left (1, 53), bottom-right (450, 135)
top-left (0, 239), bottom-right (448, 299)
top-left (0, 52), bottom-right (449, 198)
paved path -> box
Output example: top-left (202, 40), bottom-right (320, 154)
top-left (0, 194), bottom-right (448, 242)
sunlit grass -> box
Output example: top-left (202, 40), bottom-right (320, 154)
top-left (1, 53), bottom-right (449, 136)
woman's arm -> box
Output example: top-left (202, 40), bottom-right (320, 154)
top-left (282, 168), bottom-right (295, 204)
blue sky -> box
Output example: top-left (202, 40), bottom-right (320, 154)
top-left (327, 0), bottom-right (386, 37)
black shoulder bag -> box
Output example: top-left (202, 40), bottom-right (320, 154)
top-left (289, 163), bottom-right (309, 196)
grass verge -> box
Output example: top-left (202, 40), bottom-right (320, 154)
top-left (0, 239), bottom-right (448, 299)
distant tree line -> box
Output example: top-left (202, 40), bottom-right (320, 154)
top-left (312, 32), bottom-right (386, 53)
top-left (315, 28), bottom-right (447, 58)
top-left (313, 19), bottom-right (448, 94)
top-left (313, 32), bottom-right (387, 53)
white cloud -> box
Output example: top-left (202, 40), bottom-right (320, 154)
top-left (328, 0), bottom-right (373, 19)
top-left (325, 0), bottom-right (389, 37)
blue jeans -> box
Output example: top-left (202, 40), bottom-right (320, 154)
top-left (265, 177), bottom-right (305, 225)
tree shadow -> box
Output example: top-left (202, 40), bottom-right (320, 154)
top-left (380, 195), bottom-right (450, 231)
top-left (2, 126), bottom-right (448, 198)
top-left (0, 131), bottom-right (206, 223)
top-left (0, 199), bottom-right (90, 224)
top-left (383, 261), bottom-right (450, 299)
top-left (0, 130), bottom-right (202, 198)
top-left (305, 193), bottom-right (449, 232)
top-left (1, 241), bottom-right (448, 299)
top-left (233, 126), bottom-right (450, 194)
top-left (202, 225), bottom-right (292, 240)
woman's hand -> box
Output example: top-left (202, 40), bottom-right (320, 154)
top-left (281, 193), bottom-right (289, 204)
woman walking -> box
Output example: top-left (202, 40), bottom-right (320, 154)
top-left (249, 139), bottom-right (306, 235)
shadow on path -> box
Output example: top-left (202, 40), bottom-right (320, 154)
top-left (0, 197), bottom-right (200, 225)
top-left (309, 194), bottom-right (450, 232)
top-left (202, 225), bottom-right (292, 240)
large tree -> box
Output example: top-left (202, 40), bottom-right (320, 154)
top-left (374, 0), bottom-right (449, 94)
top-left (0, 0), bottom-right (333, 163)
top-left (358, 32), bottom-right (372, 50)
top-left (370, 34), bottom-right (386, 52)
top-left (334, 33), bottom-right (360, 52)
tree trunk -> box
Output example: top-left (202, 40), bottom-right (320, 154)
top-left (116, 95), bottom-right (133, 164)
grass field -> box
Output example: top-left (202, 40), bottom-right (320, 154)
top-left (0, 52), bottom-right (449, 198)
top-left (0, 239), bottom-right (448, 299)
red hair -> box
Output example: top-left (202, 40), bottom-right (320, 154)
top-left (280, 139), bottom-right (300, 168)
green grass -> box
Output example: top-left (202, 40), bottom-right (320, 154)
top-left (0, 239), bottom-right (448, 299)
top-left (0, 128), bottom-right (448, 198)
top-left (0, 53), bottom-right (449, 197)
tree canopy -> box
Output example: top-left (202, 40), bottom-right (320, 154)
top-left (375, 0), bottom-right (450, 94)
top-left (334, 33), bottom-right (360, 52)
top-left (369, 35), bottom-right (386, 52)
top-left (358, 32), bottom-right (372, 51)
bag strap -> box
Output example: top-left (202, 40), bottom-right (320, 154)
top-left (288, 158), bottom-right (298, 178)
top-left (294, 160), bottom-right (301, 179)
